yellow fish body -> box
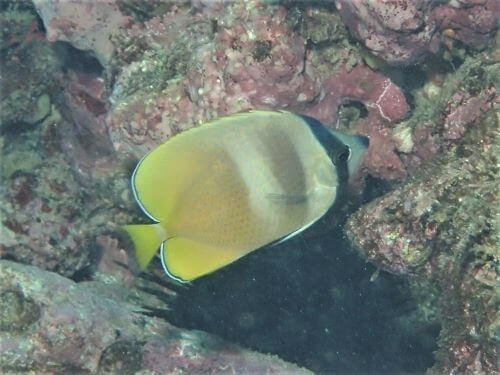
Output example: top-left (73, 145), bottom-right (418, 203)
top-left (123, 110), bottom-right (368, 282)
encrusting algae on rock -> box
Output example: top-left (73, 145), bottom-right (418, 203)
top-left (346, 105), bottom-right (499, 373)
top-left (0, 260), bottom-right (313, 374)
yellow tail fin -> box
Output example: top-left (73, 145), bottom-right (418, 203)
top-left (122, 223), bottom-right (166, 271)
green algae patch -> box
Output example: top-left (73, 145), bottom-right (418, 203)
top-left (0, 290), bottom-right (41, 333)
top-left (0, 149), bottom-right (42, 180)
top-left (98, 339), bottom-right (145, 375)
top-left (0, 5), bottom-right (37, 50)
top-left (26, 94), bottom-right (51, 124)
top-left (110, 19), bottom-right (215, 103)
top-left (252, 40), bottom-right (272, 62)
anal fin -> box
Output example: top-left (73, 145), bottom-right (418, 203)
top-left (161, 237), bottom-right (249, 282)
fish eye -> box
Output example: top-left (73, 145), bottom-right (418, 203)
top-left (338, 147), bottom-right (351, 163)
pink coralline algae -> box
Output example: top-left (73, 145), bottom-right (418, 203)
top-left (336, 0), bottom-right (433, 65)
top-left (309, 65), bottom-right (409, 124)
top-left (106, 4), bottom-right (320, 158)
top-left (306, 65), bottom-right (410, 180)
top-left (336, 0), bottom-right (499, 65)
top-left (0, 160), bottom-right (90, 276)
top-left (57, 69), bottom-right (123, 184)
top-left (432, 0), bottom-right (499, 48)
top-left (215, 6), bottom-right (318, 111)
top-left (105, 3), bottom-right (411, 181)
top-left (0, 260), bottom-right (311, 374)
top-left (442, 87), bottom-right (496, 140)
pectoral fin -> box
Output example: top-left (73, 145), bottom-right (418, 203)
top-left (266, 193), bottom-right (307, 205)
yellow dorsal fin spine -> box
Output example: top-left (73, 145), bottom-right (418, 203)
top-left (122, 223), bottom-right (166, 270)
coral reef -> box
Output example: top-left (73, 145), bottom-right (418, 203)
top-left (104, 1), bottom-right (415, 182)
top-left (0, 21), bottom-right (60, 131)
top-left (0, 0), bottom-right (498, 373)
top-left (336, 0), bottom-right (499, 65)
top-left (0, 2), bottom-right (134, 277)
top-left (0, 260), bottom-right (310, 374)
top-left (0, 42), bottom-right (129, 278)
top-left (32, 0), bottom-right (130, 65)
top-left (346, 107), bottom-right (499, 373)
top-left (105, 2), bottom-right (321, 157)
top-left (307, 64), bottom-right (410, 180)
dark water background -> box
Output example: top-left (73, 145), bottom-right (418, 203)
top-left (154, 204), bottom-right (440, 374)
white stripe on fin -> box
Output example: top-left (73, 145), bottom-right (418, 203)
top-left (131, 152), bottom-right (159, 223)
top-left (270, 217), bottom-right (321, 247)
top-left (160, 241), bottom-right (191, 284)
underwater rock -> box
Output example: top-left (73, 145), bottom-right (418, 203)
top-left (106, 2), bottom-right (320, 158)
top-left (0, 133), bottom-right (138, 279)
top-left (346, 106), bottom-right (499, 372)
top-left (0, 290), bottom-right (41, 334)
top-left (0, 157), bottom-right (92, 276)
top-left (335, 0), bottom-right (435, 65)
top-left (32, 0), bottom-right (130, 66)
top-left (336, 0), bottom-right (498, 65)
top-left (2, 1), bottom-right (494, 280)
top-left (0, 2), bottom-right (39, 50)
top-left (0, 35), bottom-right (61, 131)
top-left (26, 0), bottom-right (495, 186)
top-left (0, 260), bottom-right (312, 374)
top-left (309, 64), bottom-right (409, 125)
top-left (431, 0), bottom-right (499, 48)
top-left (400, 55), bottom-right (497, 177)
top-left (442, 87), bottom-right (496, 140)
top-left (105, 1), bottom-right (414, 183)
top-left (306, 64), bottom-right (410, 181)
top-left (0, 1), bottom-right (497, 372)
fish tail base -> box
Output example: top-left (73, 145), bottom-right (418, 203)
top-left (121, 223), bottom-right (165, 271)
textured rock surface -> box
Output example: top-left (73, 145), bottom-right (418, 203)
top-left (1, 0), bottom-right (498, 373)
top-left (336, 0), bottom-right (499, 65)
top-left (103, 2), bottom-right (415, 182)
top-left (346, 106), bottom-right (499, 373)
top-left (32, 0), bottom-right (130, 65)
top-left (0, 260), bottom-right (312, 374)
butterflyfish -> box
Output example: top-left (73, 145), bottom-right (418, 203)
top-left (122, 110), bottom-right (368, 283)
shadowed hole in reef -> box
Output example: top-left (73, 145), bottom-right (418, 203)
top-left (160, 226), bottom-right (440, 374)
